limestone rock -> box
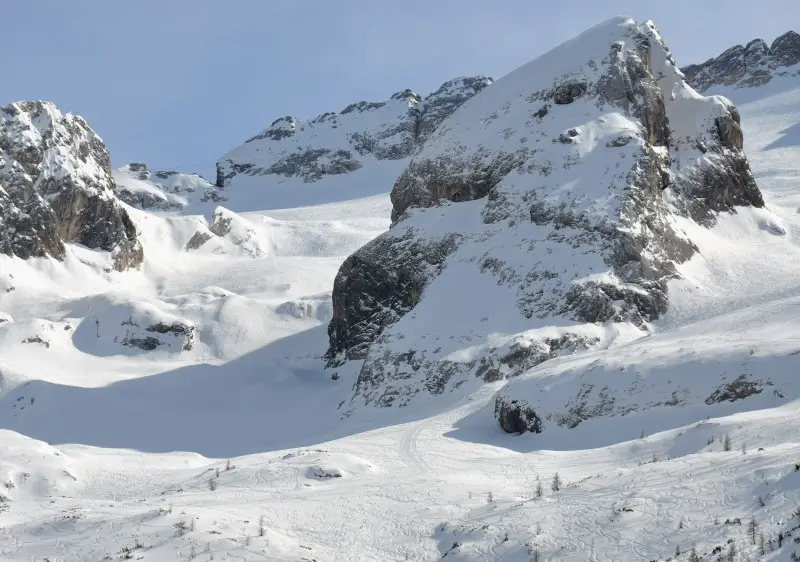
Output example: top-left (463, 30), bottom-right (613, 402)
top-left (0, 101), bottom-right (142, 270)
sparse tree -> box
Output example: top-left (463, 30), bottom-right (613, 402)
top-left (723, 433), bottom-right (731, 452)
top-left (487, 491), bottom-right (494, 504)
top-left (174, 519), bottom-right (190, 537)
top-left (748, 517), bottom-right (758, 545)
top-left (551, 472), bottom-right (561, 492)
top-left (742, 442), bottom-right (747, 455)
top-left (189, 545), bottom-right (196, 560)
top-left (535, 480), bottom-right (543, 498)
top-left (258, 515), bottom-right (265, 537)
top-left (225, 459), bottom-right (232, 471)
top-left (215, 468), bottom-right (220, 478)
top-left (689, 545), bottom-right (699, 562)
top-left (190, 518), bottom-right (196, 532)
top-left (759, 533), bottom-right (765, 555)
top-left (209, 477), bottom-right (217, 491)
top-left (675, 544), bottom-right (681, 557)
top-left (727, 541), bottom-right (736, 561)
top-left (536, 522), bottom-right (542, 536)
top-left (678, 518), bottom-right (684, 529)
top-left (532, 547), bottom-right (540, 562)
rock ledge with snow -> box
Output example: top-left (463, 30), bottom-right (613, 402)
top-left (324, 17), bottom-right (765, 414)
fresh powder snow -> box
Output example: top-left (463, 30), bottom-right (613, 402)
top-left (0, 15), bottom-right (799, 562)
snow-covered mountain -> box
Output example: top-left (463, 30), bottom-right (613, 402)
top-left (214, 76), bottom-right (492, 209)
top-left (326, 18), bottom-right (765, 415)
top-left (1, 16), bottom-right (800, 562)
top-left (0, 101), bottom-right (142, 270)
top-left (114, 162), bottom-right (221, 211)
top-left (682, 30), bottom-right (800, 92)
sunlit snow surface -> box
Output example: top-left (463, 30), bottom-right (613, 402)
top-left (2, 27), bottom-right (800, 562)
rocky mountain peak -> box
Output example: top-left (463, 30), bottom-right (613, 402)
top-left (681, 30), bottom-right (800, 91)
top-left (0, 100), bottom-right (142, 270)
top-left (246, 116), bottom-right (298, 143)
top-left (390, 89), bottom-right (421, 103)
top-left (770, 30), bottom-right (800, 67)
top-left (325, 17), bottom-right (764, 413)
top-left (214, 75), bottom-right (493, 192)
top-left (114, 162), bottom-right (220, 211)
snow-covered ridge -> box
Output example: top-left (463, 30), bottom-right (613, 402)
top-left (0, 100), bottom-right (142, 270)
top-left (114, 162), bottom-right (221, 211)
top-left (326, 16), bottom-right (765, 413)
top-left (215, 76), bottom-right (492, 192)
top-left (681, 30), bottom-right (800, 92)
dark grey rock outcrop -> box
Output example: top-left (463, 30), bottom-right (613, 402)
top-left (681, 30), bottom-right (800, 92)
top-left (0, 101), bottom-right (143, 270)
top-left (494, 396), bottom-right (542, 434)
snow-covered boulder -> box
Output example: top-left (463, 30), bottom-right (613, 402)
top-left (114, 162), bottom-right (221, 211)
top-left (681, 30), bottom-right (800, 92)
top-left (326, 17), bottom-right (765, 410)
top-left (215, 76), bottom-right (492, 193)
top-left (183, 206), bottom-right (266, 257)
top-left (0, 101), bottom-right (143, 270)
top-left (73, 301), bottom-right (195, 355)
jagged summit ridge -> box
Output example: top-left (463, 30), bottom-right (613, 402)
top-left (215, 75), bottom-right (492, 190)
top-left (325, 16), bottom-right (764, 413)
top-left (0, 100), bottom-right (142, 270)
top-left (681, 30), bottom-right (800, 91)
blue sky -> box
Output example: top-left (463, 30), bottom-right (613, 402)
top-left (4, 1), bottom-right (798, 180)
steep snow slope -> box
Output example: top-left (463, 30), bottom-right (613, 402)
top-left (1, 17), bottom-right (800, 562)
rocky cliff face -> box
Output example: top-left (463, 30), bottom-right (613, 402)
top-left (215, 76), bottom-right (492, 191)
top-left (114, 163), bottom-right (221, 211)
top-left (325, 17), bottom-right (765, 413)
top-left (681, 31), bottom-right (800, 92)
top-left (0, 101), bottom-right (142, 270)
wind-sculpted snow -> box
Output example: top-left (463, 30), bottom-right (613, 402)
top-left (682, 30), bottom-right (800, 92)
top-left (327, 17), bottom-right (765, 412)
top-left (0, 101), bottom-right (143, 271)
top-left (215, 76), bottom-right (492, 194)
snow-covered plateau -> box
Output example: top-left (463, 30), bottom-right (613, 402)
top-left (1, 15), bottom-right (800, 561)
